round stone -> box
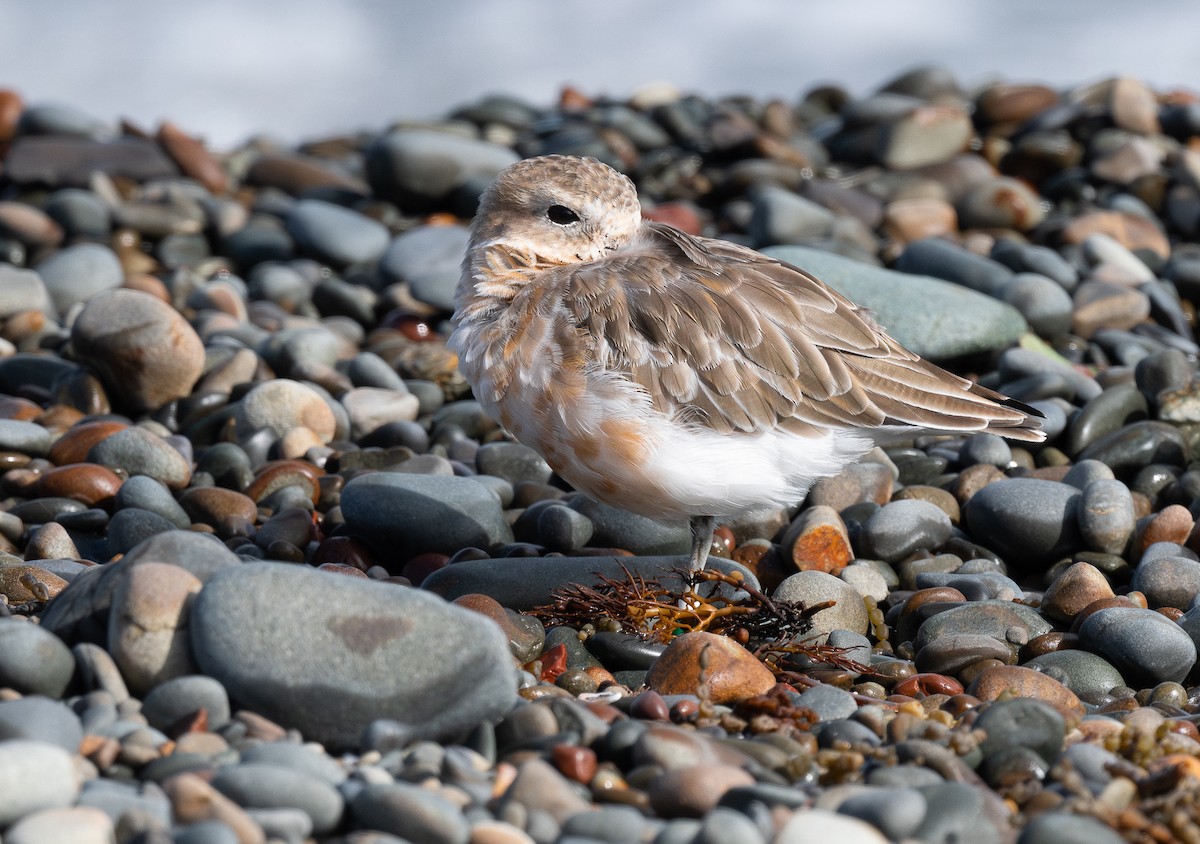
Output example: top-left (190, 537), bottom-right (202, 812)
top-left (35, 242), bottom-right (123, 313)
top-left (645, 631), bottom-right (776, 704)
top-left (71, 288), bottom-right (205, 413)
top-left (964, 478), bottom-right (1082, 567)
top-left (285, 199), bottom-right (389, 266)
top-left (1077, 606), bottom-right (1197, 687)
top-left (234, 379), bottom-right (337, 443)
top-left (774, 570), bottom-right (870, 637)
top-left (190, 562), bottom-right (517, 749)
top-left (0, 618), bottom-right (75, 698)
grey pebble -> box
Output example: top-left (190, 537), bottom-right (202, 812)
top-left (796, 684), bottom-right (857, 721)
top-left (861, 499), bottom-right (952, 563)
top-left (0, 740), bottom-right (81, 826)
top-left (350, 781), bottom-right (471, 844)
top-left (976, 698), bottom-right (1064, 765)
top-left (77, 777), bottom-right (171, 826)
top-left (896, 236), bottom-right (1013, 298)
top-left (190, 562), bottom-right (517, 750)
top-left (88, 426), bottom-right (192, 491)
top-left (115, 475), bottom-right (191, 529)
top-left (241, 741), bottom-right (348, 785)
top-left (567, 496), bottom-right (691, 556)
top-left (914, 781), bottom-right (1001, 844)
top-left (211, 762), bottom-right (343, 835)
top-left (142, 675), bottom-right (231, 733)
top-left (0, 696), bottom-right (84, 751)
top-left (173, 820), bottom-right (243, 844)
top-left (0, 265), bottom-right (53, 319)
top-left (366, 128), bottom-right (519, 211)
top-left (0, 418), bottom-right (51, 457)
top-left (1078, 606), bottom-right (1196, 686)
top-left (0, 618), bottom-right (74, 698)
top-left (836, 786), bottom-right (926, 840)
top-left (106, 508), bottom-right (180, 556)
top-left (749, 184), bottom-right (836, 245)
top-left (341, 472), bottom-right (514, 555)
top-left (43, 187), bottom-right (112, 239)
top-left (35, 242), bottom-right (123, 313)
top-left (1000, 272), bottom-right (1074, 337)
top-left (1018, 812), bottom-right (1127, 844)
top-left (1024, 650), bottom-right (1125, 704)
top-left (561, 804), bottom-right (649, 843)
top-left (964, 478), bottom-right (1082, 567)
top-left (774, 570), bottom-right (869, 637)
top-left (4, 806), bottom-right (117, 844)
top-left (285, 199), bottom-right (389, 266)
top-left (378, 223), bottom-right (471, 311)
top-left (1078, 420), bottom-right (1189, 478)
top-left (1131, 555), bottom-right (1200, 609)
top-left (476, 441), bottom-right (553, 486)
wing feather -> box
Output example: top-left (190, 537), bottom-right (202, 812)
top-left (520, 221), bottom-right (1045, 440)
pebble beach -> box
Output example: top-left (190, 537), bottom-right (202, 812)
top-left (3, 66), bottom-right (1200, 843)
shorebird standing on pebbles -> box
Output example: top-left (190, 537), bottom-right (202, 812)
top-left (450, 155), bottom-right (1045, 572)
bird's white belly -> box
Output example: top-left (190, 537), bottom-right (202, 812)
top-left (633, 417), bottom-right (877, 519)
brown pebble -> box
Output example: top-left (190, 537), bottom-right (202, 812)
top-left (649, 764), bottom-right (755, 818)
top-left (643, 201), bottom-right (703, 236)
top-left (883, 197), bottom-right (957, 243)
top-left (157, 120), bottom-right (230, 195)
top-left (551, 744), bottom-right (598, 784)
top-left (895, 587), bottom-right (966, 645)
top-left (0, 396), bottom-right (42, 420)
top-left (645, 631), bottom-right (776, 704)
top-left (629, 690), bottom-right (671, 721)
top-left (400, 553), bottom-right (449, 586)
top-left (969, 664), bottom-right (1084, 717)
top-left (1071, 281), bottom-right (1151, 339)
top-left (0, 564), bottom-right (69, 602)
top-left (1040, 561), bottom-right (1114, 622)
top-left (892, 673), bottom-right (963, 698)
top-left (976, 83), bottom-right (1059, 127)
top-left (34, 462), bottom-right (123, 508)
top-left (179, 487), bottom-right (257, 538)
top-left (244, 460), bottom-right (322, 505)
top-left (893, 485), bottom-right (960, 523)
top-left (950, 463), bottom-right (1005, 506)
top-left (784, 505), bottom-right (853, 574)
top-left (109, 561), bottom-right (202, 694)
top-left (1021, 631), bottom-right (1078, 660)
top-left (1136, 504), bottom-right (1194, 559)
top-left (49, 420), bottom-right (128, 466)
top-left (161, 773), bottom-right (266, 844)
top-left (310, 536), bottom-right (373, 571)
top-left (71, 289), bottom-right (207, 414)
top-left (25, 522), bottom-right (81, 561)
top-left (1060, 210), bottom-right (1170, 259)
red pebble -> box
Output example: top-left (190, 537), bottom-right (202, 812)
top-left (893, 673), bottom-right (964, 698)
top-left (535, 644), bottom-right (568, 683)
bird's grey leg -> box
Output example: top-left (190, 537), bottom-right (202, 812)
top-left (689, 515), bottom-right (717, 572)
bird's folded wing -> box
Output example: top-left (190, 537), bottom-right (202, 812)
top-left (556, 223), bottom-right (1042, 440)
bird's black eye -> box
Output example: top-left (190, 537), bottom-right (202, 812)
top-left (547, 204), bottom-right (580, 225)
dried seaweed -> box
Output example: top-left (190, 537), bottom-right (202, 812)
top-left (528, 564), bottom-right (871, 675)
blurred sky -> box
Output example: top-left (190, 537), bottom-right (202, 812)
top-left (1, 0), bottom-right (1198, 150)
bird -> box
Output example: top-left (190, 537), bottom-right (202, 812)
top-left (449, 155), bottom-right (1045, 572)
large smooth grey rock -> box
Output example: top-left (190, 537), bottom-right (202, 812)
top-left (190, 562), bottom-right (517, 750)
top-left (341, 472), bottom-right (514, 555)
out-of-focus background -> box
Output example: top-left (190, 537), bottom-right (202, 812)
top-left (1, 0), bottom-right (1196, 149)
